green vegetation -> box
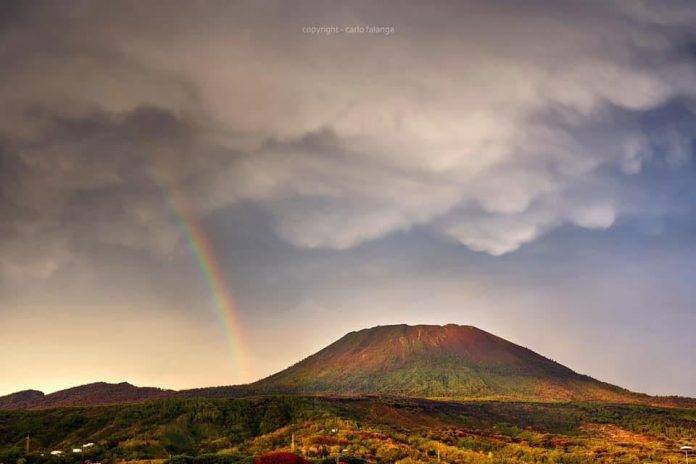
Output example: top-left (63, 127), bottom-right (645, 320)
top-left (248, 325), bottom-right (645, 404)
top-left (1, 397), bottom-right (694, 463)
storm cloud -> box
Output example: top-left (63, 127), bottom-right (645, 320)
top-left (1, 1), bottom-right (695, 278)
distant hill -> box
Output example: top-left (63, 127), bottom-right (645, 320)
top-left (0, 390), bottom-right (45, 409)
top-left (0, 382), bottom-right (172, 409)
top-left (244, 324), bottom-right (643, 402)
top-left (2, 324), bottom-right (693, 409)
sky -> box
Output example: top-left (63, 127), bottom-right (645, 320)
top-left (0, 0), bottom-right (695, 397)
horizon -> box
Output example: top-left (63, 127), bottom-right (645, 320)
top-left (1, 322), bottom-right (690, 399)
top-left (2, 323), bottom-right (521, 395)
top-left (1, 1), bottom-right (695, 399)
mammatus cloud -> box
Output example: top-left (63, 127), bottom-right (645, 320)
top-left (0, 1), bottom-right (694, 279)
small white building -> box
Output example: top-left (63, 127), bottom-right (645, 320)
top-left (72, 448), bottom-right (82, 453)
top-left (82, 443), bottom-right (95, 448)
top-left (50, 451), bottom-right (63, 456)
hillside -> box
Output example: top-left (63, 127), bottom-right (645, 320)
top-left (1, 396), bottom-right (695, 464)
top-left (0, 382), bottom-right (172, 410)
top-left (248, 324), bottom-right (641, 402)
top-left (0, 390), bottom-right (45, 409)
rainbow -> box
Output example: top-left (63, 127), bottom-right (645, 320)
top-left (151, 171), bottom-right (252, 381)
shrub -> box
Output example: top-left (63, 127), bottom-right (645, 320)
top-left (169, 454), bottom-right (194, 464)
top-left (254, 452), bottom-right (309, 464)
top-left (338, 457), bottom-right (365, 464)
top-left (194, 453), bottom-right (243, 464)
top-left (313, 458), bottom-right (364, 464)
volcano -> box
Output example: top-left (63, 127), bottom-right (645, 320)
top-left (248, 324), bottom-right (640, 402)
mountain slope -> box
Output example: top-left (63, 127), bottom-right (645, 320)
top-left (0, 390), bottom-right (45, 409)
top-left (3, 324), bottom-right (689, 409)
top-left (248, 324), bottom-right (640, 402)
top-left (0, 382), bottom-right (172, 409)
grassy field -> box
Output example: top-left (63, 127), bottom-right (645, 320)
top-left (1, 397), bottom-right (694, 463)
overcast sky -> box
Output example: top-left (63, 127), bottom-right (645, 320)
top-left (0, 0), bottom-right (695, 397)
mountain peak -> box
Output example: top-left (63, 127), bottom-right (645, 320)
top-left (251, 323), bottom-right (636, 402)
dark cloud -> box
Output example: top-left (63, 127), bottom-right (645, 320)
top-left (0, 0), bottom-right (694, 278)
top-left (0, 105), bottom-right (200, 278)
top-left (0, 0), bottom-right (694, 276)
